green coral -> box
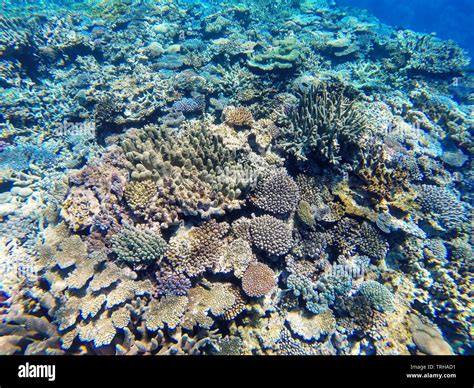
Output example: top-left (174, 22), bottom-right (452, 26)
top-left (278, 83), bottom-right (368, 165)
top-left (358, 280), bottom-right (395, 313)
top-left (296, 200), bottom-right (315, 227)
top-left (248, 38), bottom-right (301, 71)
top-left (111, 224), bottom-right (167, 265)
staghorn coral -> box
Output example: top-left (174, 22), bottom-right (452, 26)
top-left (395, 30), bottom-right (470, 75)
top-left (278, 84), bottom-right (369, 165)
top-left (249, 215), bottom-right (294, 256)
top-left (250, 170), bottom-right (300, 215)
top-left (241, 262), bottom-right (276, 298)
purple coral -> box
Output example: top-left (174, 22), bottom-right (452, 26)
top-left (171, 97), bottom-right (205, 113)
top-left (155, 271), bottom-right (192, 297)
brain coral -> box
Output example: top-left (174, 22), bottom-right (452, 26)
top-left (358, 280), bottom-right (395, 313)
top-left (250, 215), bottom-right (294, 256)
top-left (241, 262), bottom-right (276, 297)
top-left (250, 170), bottom-right (300, 215)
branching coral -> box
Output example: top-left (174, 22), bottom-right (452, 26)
top-left (121, 123), bottom-right (260, 221)
top-left (358, 280), bottom-right (395, 313)
top-left (287, 272), bottom-right (353, 315)
top-left (111, 224), bottom-right (167, 267)
top-left (2, 0), bottom-right (473, 357)
top-left (222, 106), bottom-right (254, 127)
top-left (278, 84), bottom-right (369, 165)
top-left (415, 185), bottom-right (467, 231)
top-left (250, 170), bottom-right (300, 215)
top-left (249, 215), bottom-right (294, 256)
top-left (395, 30), bottom-right (470, 74)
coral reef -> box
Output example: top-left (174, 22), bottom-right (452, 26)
top-left (358, 281), bottom-right (396, 313)
top-left (0, 0), bottom-right (472, 357)
top-left (121, 123), bottom-right (261, 222)
top-left (250, 170), bottom-right (300, 215)
top-left (241, 262), bottom-right (276, 298)
top-left (249, 215), bottom-right (294, 256)
top-left (278, 84), bottom-right (369, 166)
top-left (111, 224), bottom-right (167, 267)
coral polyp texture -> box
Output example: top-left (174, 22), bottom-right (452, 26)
top-left (250, 170), bottom-right (300, 215)
top-left (0, 0), bottom-right (472, 357)
top-left (241, 262), bottom-right (276, 297)
top-left (250, 215), bottom-right (294, 256)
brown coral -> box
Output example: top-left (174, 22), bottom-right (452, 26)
top-left (241, 262), bottom-right (276, 297)
top-left (61, 187), bottom-right (100, 232)
top-left (222, 106), bottom-right (254, 127)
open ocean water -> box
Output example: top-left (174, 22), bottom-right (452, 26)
top-left (0, 0), bottom-right (472, 358)
top-left (336, 0), bottom-right (474, 62)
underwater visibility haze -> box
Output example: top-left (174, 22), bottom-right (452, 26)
top-left (0, 0), bottom-right (472, 356)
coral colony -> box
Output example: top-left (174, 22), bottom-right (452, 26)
top-left (0, 0), bottom-right (472, 356)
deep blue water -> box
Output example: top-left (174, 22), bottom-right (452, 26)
top-left (336, 0), bottom-right (474, 64)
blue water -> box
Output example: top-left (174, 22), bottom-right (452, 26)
top-left (336, 0), bottom-right (474, 63)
